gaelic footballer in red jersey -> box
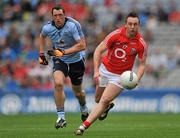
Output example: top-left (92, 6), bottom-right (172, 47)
top-left (102, 26), bottom-right (147, 74)
top-left (74, 12), bottom-right (148, 136)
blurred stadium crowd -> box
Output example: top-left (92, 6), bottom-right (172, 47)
top-left (0, 0), bottom-right (180, 91)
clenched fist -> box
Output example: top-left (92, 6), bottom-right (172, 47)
top-left (39, 53), bottom-right (48, 65)
top-left (47, 49), bottom-right (65, 57)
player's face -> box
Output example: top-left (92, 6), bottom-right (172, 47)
top-left (52, 9), bottom-right (65, 27)
top-left (125, 17), bottom-right (140, 38)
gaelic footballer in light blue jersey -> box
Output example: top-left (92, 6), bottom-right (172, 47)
top-left (41, 16), bottom-right (85, 63)
top-left (38, 5), bottom-right (89, 130)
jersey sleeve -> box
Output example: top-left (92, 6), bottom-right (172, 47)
top-left (138, 37), bottom-right (148, 60)
top-left (75, 21), bottom-right (84, 38)
top-left (40, 25), bottom-right (48, 37)
top-left (71, 22), bottom-right (84, 41)
top-left (103, 29), bottom-right (120, 48)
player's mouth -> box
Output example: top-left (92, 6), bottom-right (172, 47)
top-left (57, 21), bottom-right (61, 24)
top-left (130, 30), bottom-right (136, 34)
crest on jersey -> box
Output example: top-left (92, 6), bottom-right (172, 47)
top-left (130, 48), bottom-right (137, 55)
top-left (59, 39), bottom-right (65, 44)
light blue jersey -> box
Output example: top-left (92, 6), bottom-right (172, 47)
top-left (41, 17), bottom-right (85, 63)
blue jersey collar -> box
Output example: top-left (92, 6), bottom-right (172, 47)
top-left (51, 17), bottom-right (68, 30)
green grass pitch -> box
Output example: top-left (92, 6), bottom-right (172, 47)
top-left (0, 113), bottom-right (180, 138)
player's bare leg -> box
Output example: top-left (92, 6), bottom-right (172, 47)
top-left (95, 86), bottom-right (114, 120)
top-left (72, 85), bottom-right (89, 121)
top-left (95, 86), bottom-right (105, 103)
top-left (74, 84), bottom-right (123, 135)
top-left (53, 71), bottom-right (67, 129)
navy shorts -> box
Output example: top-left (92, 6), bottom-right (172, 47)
top-left (52, 58), bottom-right (85, 85)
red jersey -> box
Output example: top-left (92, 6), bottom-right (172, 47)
top-left (102, 26), bottom-right (148, 74)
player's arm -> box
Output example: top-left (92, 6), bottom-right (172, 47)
top-left (93, 42), bottom-right (107, 84)
top-left (93, 29), bottom-right (117, 69)
top-left (137, 54), bottom-right (147, 82)
top-left (137, 38), bottom-right (148, 82)
top-left (52, 38), bottom-right (86, 57)
top-left (39, 33), bottom-right (46, 53)
top-left (38, 33), bottom-right (48, 65)
top-left (63, 38), bottom-right (86, 55)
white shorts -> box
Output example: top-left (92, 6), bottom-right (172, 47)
top-left (99, 64), bottom-right (123, 88)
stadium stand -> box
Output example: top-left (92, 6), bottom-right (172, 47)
top-left (0, 0), bottom-right (180, 91)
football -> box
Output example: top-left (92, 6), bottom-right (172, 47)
top-left (120, 71), bottom-right (138, 90)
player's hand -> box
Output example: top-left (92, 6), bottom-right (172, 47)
top-left (39, 53), bottom-right (48, 65)
top-left (47, 49), bottom-right (65, 57)
top-left (93, 72), bottom-right (100, 85)
top-left (54, 49), bottom-right (65, 57)
top-left (47, 50), bottom-right (54, 56)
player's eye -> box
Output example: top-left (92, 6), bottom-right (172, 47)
top-left (53, 14), bottom-right (64, 17)
top-left (128, 23), bottom-right (132, 26)
top-left (134, 23), bottom-right (138, 26)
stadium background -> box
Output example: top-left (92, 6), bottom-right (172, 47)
top-left (0, 0), bottom-right (180, 115)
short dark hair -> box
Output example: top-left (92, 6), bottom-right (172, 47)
top-left (125, 12), bottom-right (140, 24)
top-left (51, 5), bottom-right (65, 15)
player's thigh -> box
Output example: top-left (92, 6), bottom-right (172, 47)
top-left (53, 70), bottom-right (65, 85)
top-left (68, 59), bottom-right (85, 86)
top-left (53, 58), bottom-right (68, 77)
top-left (100, 83), bottom-right (123, 103)
top-left (52, 58), bottom-right (68, 85)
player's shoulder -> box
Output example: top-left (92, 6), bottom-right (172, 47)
top-left (42, 21), bottom-right (52, 27)
top-left (41, 21), bottom-right (53, 30)
top-left (66, 17), bottom-right (79, 23)
top-left (110, 27), bottom-right (125, 37)
top-left (138, 34), bottom-right (148, 48)
top-left (106, 27), bottom-right (124, 40)
top-left (112, 27), bottom-right (124, 35)
top-left (66, 17), bottom-right (81, 27)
